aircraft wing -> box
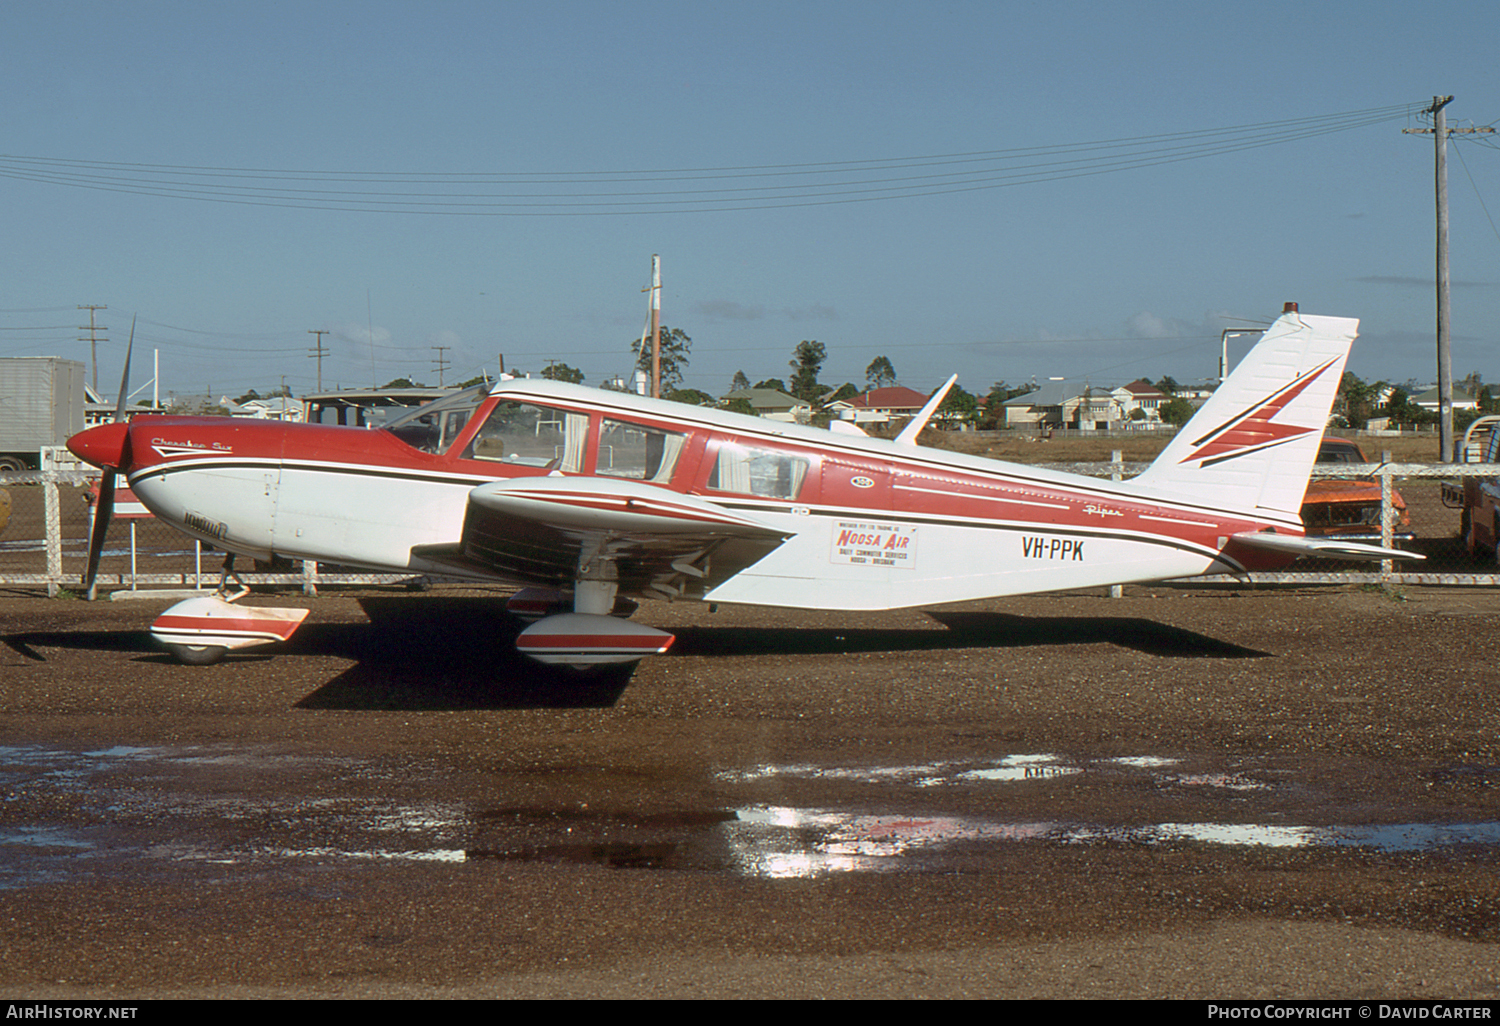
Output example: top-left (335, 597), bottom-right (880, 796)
top-left (410, 476), bottom-right (792, 598)
top-left (1230, 531), bottom-right (1424, 562)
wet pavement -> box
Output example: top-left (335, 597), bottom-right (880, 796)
top-left (2, 586), bottom-right (1499, 997)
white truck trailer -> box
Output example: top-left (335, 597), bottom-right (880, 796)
top-left (0, 357), bottom-right (87, 471)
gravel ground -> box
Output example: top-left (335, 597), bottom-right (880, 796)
top-left (1, 583), bottom-right (1499, 999)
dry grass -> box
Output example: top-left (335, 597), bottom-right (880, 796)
top-left (918, 429), bottom-right (1449, 466)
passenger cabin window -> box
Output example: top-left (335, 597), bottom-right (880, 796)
top-left (708, 443), bottom-right (809, 500)
top-left (597, 419), bottom-right (685, 483)
top-left (466, 401), bottom-right (588, 471)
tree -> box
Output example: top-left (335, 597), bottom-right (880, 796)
top-left (542, 362), bottom-right (584, 384)
top-left (665, 388), bottom-right (714, 406)
top-left (1159, 396), bottom-right (1195, 426)
top-left (730, 370), bottom-right (751, 393)
top-left (865, 355), bottom-right (897, 390)
top-left (937, 383), bottom-right (979, 427)
top-left (382, 377), bottom-right (420, 389)
top-left (632, 324), bottom-right (691, 394)
top-left (980, 381), bottom-right (1032, 429)
top-left (789, 340), bottom-right (827, 401)
top-left (1154, 375), bottom-right (1181, 396)
top-left (754, 377), bottom-right (788, 393)
top-left (1382, 387), bottom-right (1434, 427)
top-left (823, 382), bottom-right (859, 405)
top-left (1336, 371), bottom-right (1379, 430)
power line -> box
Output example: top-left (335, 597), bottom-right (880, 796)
top-left (0, 104), bottom-right (1420, 216)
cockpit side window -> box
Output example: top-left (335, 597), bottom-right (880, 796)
top-left (466, 402), bottom-right (589, 471)
top-left (383, 384), bottom-right (489, 454)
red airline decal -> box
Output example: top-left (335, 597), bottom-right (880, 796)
top-left (1178, 357), bottom-right (1340, 467)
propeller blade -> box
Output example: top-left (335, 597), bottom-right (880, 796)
top-left (84, 468), bottom-right (116, 601)
top-left (85, 317), bottom-right (134, 601)
top-left (115, 317), bottom-right (135, 416)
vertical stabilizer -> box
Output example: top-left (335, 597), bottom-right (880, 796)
top-left (1126, 307), bottom-right (1357, 518)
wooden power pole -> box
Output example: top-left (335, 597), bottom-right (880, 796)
top-left (307, 329), bottom-right (329, 392)
top-left (650, 254), bottom-right (662, 399)
top-left (78, 305), bottom-right (107, 393)
top-left (1404, 96), bottom-right (1494, 462)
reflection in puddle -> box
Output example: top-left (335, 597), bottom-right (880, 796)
top-left (718, 753), bottom-right (1267, 791)
top-left (2, 745), bottom-right (1499, 886)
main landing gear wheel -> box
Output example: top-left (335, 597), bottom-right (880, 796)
top-left (165, 644), bottom-right (228, 666)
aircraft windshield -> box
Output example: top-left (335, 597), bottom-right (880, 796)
top-left (383, 384), bottom-right (490, 454)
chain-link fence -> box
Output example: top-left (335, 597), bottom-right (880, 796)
top-left (2, 447), bottom-right (1495, 598)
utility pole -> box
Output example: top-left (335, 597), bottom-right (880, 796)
top-left (307, 329), bottom-right (329, 392)
top-left (650, 254), bottom-right (662, 399)
top-left (1404, 97), bottom-right (1494, 462)
top-left (78, 305), bottom-right (107, 393)
top-left (431, 345), bottom-right (450, 387)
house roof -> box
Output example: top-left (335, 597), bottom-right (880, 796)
top-left (848, 386), bottom-right (929, 410)
top-left (1002, 380), bottom-right (1092, 406)
top-left (1117, 379), bottom-right (1166, 398)
top-left (723, 387), bottom-right (806, 411)
top-left (1412, 386), bottom-right (1477, 407)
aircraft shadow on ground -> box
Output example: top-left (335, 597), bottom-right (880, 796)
top-left (669, 610), bottom-right (1270, 660)
top-left (1, 599), bottom-right (1267, 714)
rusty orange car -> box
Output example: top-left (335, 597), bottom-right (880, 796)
top-left (1300, 437), bottom-right (1412, 544)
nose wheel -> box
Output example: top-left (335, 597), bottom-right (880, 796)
top-left (151, 556), bottom-right (310, 665)
top-left (164, 643), bottom-right (228, 666)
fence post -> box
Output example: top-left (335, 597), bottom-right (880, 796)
top-left (41, 452), bottom-right (62, 598)
top-left (1380, 450), bottom-right (1393, 582)
top-left (1109, 449), bottom-right (1124, 598)
top-left (302, 559), bottom-right (319, 597)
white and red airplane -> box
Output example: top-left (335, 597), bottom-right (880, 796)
top-left (67, 303), bottom-right (1417, 668)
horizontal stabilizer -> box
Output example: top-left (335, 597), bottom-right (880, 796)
top-left (1231, 531), bottom-right (1424, 562)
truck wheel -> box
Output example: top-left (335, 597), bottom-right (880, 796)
top-left (166, 644), bottom-right (227, 666)
top-left (0, 456), bottom-right (28, 473)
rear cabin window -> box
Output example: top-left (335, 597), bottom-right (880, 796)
top-left (708, 443), bottom-right (809, 500)
top-left (466, 402), bottom-right (588, 471)
top-left (597, 419), bottom-right (686, 484)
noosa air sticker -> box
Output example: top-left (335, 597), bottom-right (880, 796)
top-left (850, 476), bottom-right (874, 489)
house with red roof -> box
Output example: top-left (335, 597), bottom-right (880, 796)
top-left (830, 385), bottom-right (932, 426)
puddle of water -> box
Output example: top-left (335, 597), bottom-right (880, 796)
top-left (3, 745), bottom-right (1499, 887)
top-left (718, 754), bottom-right (1266, 791)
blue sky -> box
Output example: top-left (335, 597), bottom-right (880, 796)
top-left (2, 0), bottom-right (1498, 403)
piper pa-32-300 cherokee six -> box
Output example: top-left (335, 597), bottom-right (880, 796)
top-left (67, 303), bottom-right (1418, 669)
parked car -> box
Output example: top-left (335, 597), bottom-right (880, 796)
top-left (1439, 415), bottom-right (1500, 561)
top-left (1299, 438), bottom-right (1412, 543)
